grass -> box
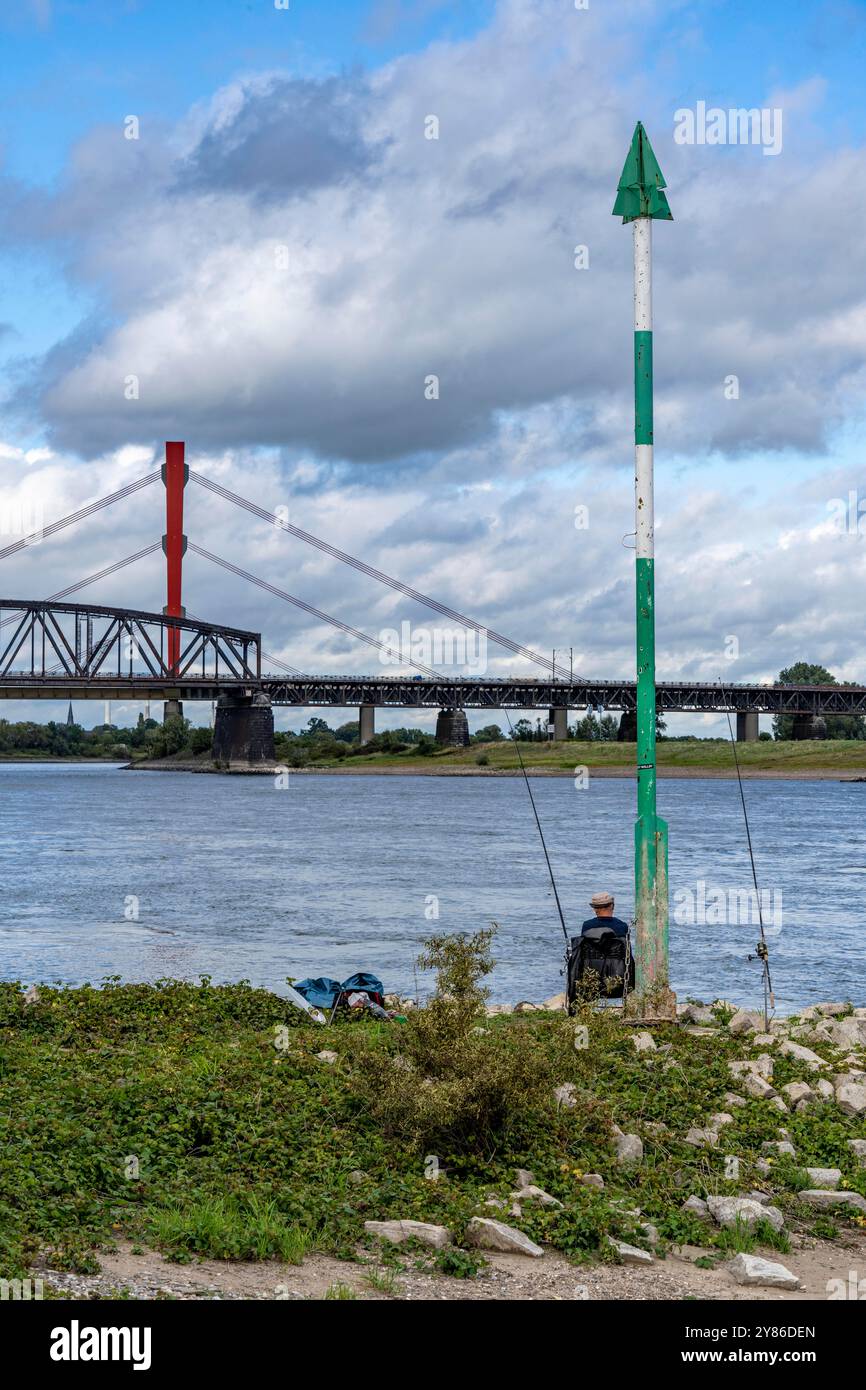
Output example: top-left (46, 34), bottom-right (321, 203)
top-left (0, 973), bottom-right (864, 1283)
top-left (295, 738), bottom-right (866, 776)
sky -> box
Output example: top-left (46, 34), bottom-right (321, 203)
top-left (1, 0), bottom-right (865, 734)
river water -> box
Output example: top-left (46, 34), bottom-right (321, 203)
top-left (1, 764), bottom-right (863, 1011)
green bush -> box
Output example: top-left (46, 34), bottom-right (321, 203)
top-left (351, 929), bottom-right (568, 1151)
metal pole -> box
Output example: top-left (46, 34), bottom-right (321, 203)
top-left (613, 122), bottom-right (676, 1020)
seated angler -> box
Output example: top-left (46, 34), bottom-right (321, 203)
top-left (580, 891), bottom-right (629, 938)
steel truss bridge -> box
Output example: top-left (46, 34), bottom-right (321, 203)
top-left (0, 600), bottom-right (863, 717)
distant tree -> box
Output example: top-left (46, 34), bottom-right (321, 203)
top-left (473, 724), bottom-right (505, 743)
top-left (773, 662), bottom-right (866, 740)
top-left (189, 726), bottom-right (213, 755)
top-left (509, 719), bottom-right (533, 741)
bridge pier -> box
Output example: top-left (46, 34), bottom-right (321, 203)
top-left (736, 712), bottom-right (759, 742)
top-left (359, 705), bottom-right (375, 745)
top-left (435, 708), bottom-right (470, 747)
top-left (618, 710), bottom-right (637, 741)
top-left (792, 714), bottom-right (827, 740)
top-left (213, 691), bottom-right (275, 769)
top-left (163, 699), bottom-right (183, 724)
top-left (548, 707), bottom-right (568, 741)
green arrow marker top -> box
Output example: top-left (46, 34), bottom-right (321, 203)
top-left (612, 121), bottom-right (673, 223)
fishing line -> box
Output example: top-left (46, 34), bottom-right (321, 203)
top-left (719, 681), bottom-right (775, 1025)
top-left (502, 709), bottom-right (569, 945)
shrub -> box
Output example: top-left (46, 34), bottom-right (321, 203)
top-left (350, 929), bottom-right (567, 1151)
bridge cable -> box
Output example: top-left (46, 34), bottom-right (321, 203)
top-left (0, 471), bottom-right (161, 563)
top-left (1, 544), bottom-right (163, 632)
top-left (188, 542), bottom-right (443, 679)
top-left (189, 470), bottom-right (581, 682)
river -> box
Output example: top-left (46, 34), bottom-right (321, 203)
top-left (0, 764), bottom-right (863, 1011)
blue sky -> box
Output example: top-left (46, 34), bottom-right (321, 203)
top-left (1, 0), bottom-right (866, 732)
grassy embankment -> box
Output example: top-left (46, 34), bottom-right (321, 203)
top-left (2, 946), bottom-right (864, 1286)
top-left (294, 738), bottom-right (866, 775)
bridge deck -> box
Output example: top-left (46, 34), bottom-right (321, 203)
top-left (1, 675), bottom-right (864, 716)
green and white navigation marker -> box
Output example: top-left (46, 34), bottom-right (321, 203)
top-left (612, 122), bottom-right (676, 1020)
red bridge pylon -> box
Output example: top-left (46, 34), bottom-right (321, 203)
top-left (162, 441), bottom-right (187, 674)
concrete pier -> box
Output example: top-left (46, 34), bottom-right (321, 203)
top-left (736, 712), bottom-right (759, 742)
top-left (548, 707), bottom-right (568, 740)
top-left (435, 708), bottom-right (470, 746)
top-left (792, 714), bottom-right (827, 740)
top-left (359, 705), bottom-right (375, 745)
top-left (163, 699), bottom-right (183, 723)
top-left (618, 710), bottom-right (637, 741)
top-left (212, 691), bottom-right (275, 769)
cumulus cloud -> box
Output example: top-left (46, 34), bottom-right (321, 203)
top-left (4, 0), bottom-right (863, 467)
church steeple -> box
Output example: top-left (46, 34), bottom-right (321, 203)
top-left (66, 701), bottom-right (74, 726)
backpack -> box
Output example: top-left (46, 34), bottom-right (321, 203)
top-left (566, 927), bottom-right (635, 1010)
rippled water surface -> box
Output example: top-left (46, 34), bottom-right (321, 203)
top-left (1, 764), bottom-right (864, 1011)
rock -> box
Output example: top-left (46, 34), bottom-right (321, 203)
top-left (761, 1141), bottom-right (796, 1158)
top-left (848, 1138), bottom-right (866, 1166)
top-left (729, 1009), bottom-right (763, 1036)
top-left (727, 1253), bottom-right (800, 1289)
top-left (684, 1127), bottom-right (719, 1149)
top-left (513, 1185), bottom-right (563, 1209)
top-left (798, 1190), bottom-right (866, 1214)
top-left (485, 1003), bottom-right (512, 1016)
top-left (708, 1112), bottom-right (735, 1128)
top-left (581, 1173), bottom-right (605, 1190)
top-left (465, 1218), bottom-right (543, 1257)
top-left (729, 1055), bottom-right (773, 1080)
top-left (724, 1091), bottom-right (748, 1108)
top-left (23, 985), bottom-right (40, 1006)
top-left (543, 993), bottom-right (566, 1012)
top-left (615, 1134), bottom-right (644, 1166)
top-left (640, 1222), bottom-right (660, 1247)
top-left (483, 1196), bottom-right (507, 1210)
top-left (836, 1083), bottom-right (866, 1116)
top-left (753, 1033), bottom-right (775, 1046)
top-left (815, 1078), bottom-right (835, 1100)
top-left (778, 1039), bottom-right (827, 1070)
top-left (681, 1195), bottom-right (711, 1221)
top-left (755, 1158), bottom-right (772, 1174)
top-left (820, 1018), bottom-right (866, 1049)
top-left (348, 1170), bottom-right (367, 1185)
top-left (746, 1190), bottom-right (772, 1205)
top-left (514, 1168), bottom-right (536, 1191)
top-left (815, 1001), bottom-right (850, 1017)
top-left (781, 1081), bottom-right (815, 1107)
top-left (554, 1083), bottom-right (577, 1109)
top-left (631, 1031), bottom-right (657, 1053)
top-left (609, 1239), bottom-right (653, 1265)
top-left (316, 1050), bottom-right (339, 1064)
top-left (769, 1096), bottom-right (789, 1114)
top-left (707, 1196), bottom-right (785, 1232)
top-left (364, 1219), bottom-right (451, 1249)
top-left (682, 1003), bottom-right (714, 1025)
top-left (834, 1071), bottom-right (866, 1091)
top-left (804, 1167), bottom-right (841, 1190)
top-left (744, 1074), bottom-right (777, 1101)
top-left (683, 1026), bottom-right (720, 1037)
top-left (514, 1000), bottom-right (542, 1014)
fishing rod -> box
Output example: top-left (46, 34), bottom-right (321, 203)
top-left (719, 682), bottom-right (775, 1027)
top-left (502, 709), bottom-right (570, 945)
